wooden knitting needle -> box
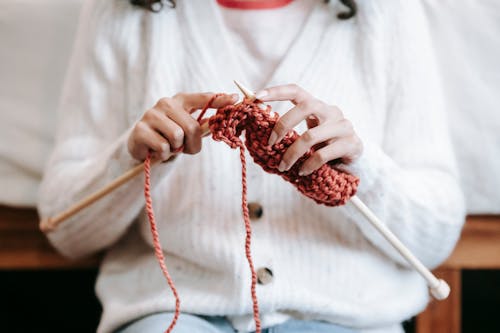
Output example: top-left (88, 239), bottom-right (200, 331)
top-left (350, 196), bottom-right (450, 300)
top-left (40, 124), bottom-right (213, 233)
top-left (40, 86), bottom-right (250, 232)
top-left (40, 162), bottom-right (147, 232)
top-left (233, 80), bottom-right (450, 300)
top-left (234, 80), bottom-right (257, 102)
top-left (41, 87), bottom-right (252, 232)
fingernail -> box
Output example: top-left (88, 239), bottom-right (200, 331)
top-left (278, 161), bottom-right (287, 172)
top-left (255, 90), bottom-right (268, 100)
top-left (301, 169), bottom-right (311, 176)
top-left (161, 143), bottom-right (169, 152)
top-left (161, 151), bottom-right (170, 161)
top-left (231, 93), bottom-right (239, 101)
top-left (268, 132), bottom-right (277, 146)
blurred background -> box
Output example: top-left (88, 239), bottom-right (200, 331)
top-left (0, 1), bottom-right (499, 332)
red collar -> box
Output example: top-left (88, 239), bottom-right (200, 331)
top-left (217, 0), bottom-right (293, 10)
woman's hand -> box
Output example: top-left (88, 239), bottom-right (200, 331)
top-left (256, 84), bottom-right (363, 176)
top-left (128, 92), bottom-right (237, 161)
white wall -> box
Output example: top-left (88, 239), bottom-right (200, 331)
top-left (0, 0), bottom-right (82, 206)
top-left (422, 0), bottom-right (500, 213)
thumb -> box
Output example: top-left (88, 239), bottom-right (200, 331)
top-left (209, 93), bottom-right (240, 109)
top-left (177, 92), bottom-right (239, 113)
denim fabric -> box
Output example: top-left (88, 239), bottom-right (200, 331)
top-left (117, 312), bottom-right (358, 333)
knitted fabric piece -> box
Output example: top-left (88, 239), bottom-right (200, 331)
top-left (209, 100), bottom-right (360, 206)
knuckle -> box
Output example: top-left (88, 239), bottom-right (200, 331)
top-left (134, 129), bottom-right (147, 146)
top-left (331, 105), bottom-right (344, 118)
top-left (135, 120), bottom-right (148, 133)
top-left (313, 150), bottom-right (327, 165)
top-left (172, 128), bottom-right (184, 144)
top-left (273, 120), bottom-right (288, 135)
top-left (301, 99), bottom-right (314, 111)
top-left (160, 140), bottom-right (170, 152)
top-left (129, 130), bottom-right (140, 148)
top-left (185, 122), bottom-right (200, 137)
top-left (281, 152), bottom-right (293, 167)
top-left (353, 135), bottom-right (364, 154)
top-left (330, 104), bottom-right (341, 113)
top-left (288, 83), bottom-right (309, 101)
top-left (157, 97), bottom-right (173, 109)
top-left (172, 92), bottom-right (185, 100)
top-left (142, 110), bottom-right (154, 122)
top-left (288, 83), bottom-right (301, 92)
top-left (341, 118), bottom-right (353, 131)
top-left (153, 110), bottom-right (165, 122)
top-left (301, 130), bottom-right (316, 144)
top-left (151, 140), bottom-right (163, 152)
top-left (357, 136), bottom-right (363, 148)
top-left (344, 138), bottom-right (355, 152)
top-left (308, 100), bottom-right (324, 114)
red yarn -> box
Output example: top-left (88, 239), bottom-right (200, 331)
top-left (209, 100), bottom-right (359, 206)
top-left (239, 144), bottom-right (262, 333)
top-left (143, 96), bottom-right (359, 333)
top-left (144, 155), bottom-right (181, 333)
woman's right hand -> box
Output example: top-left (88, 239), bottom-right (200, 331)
top-left (128, 92), bottom-right (238, 161)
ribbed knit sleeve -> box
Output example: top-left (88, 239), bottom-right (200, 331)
top-left (37, 0), bottom-right (170, 259)
top-left (344, 0), bottom-right (466, 269)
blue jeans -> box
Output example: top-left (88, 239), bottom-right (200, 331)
top-left (117, 312), bottom-right (357, 333)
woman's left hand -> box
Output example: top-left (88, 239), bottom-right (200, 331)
top-left (255, 84), bottom-right (363, 176)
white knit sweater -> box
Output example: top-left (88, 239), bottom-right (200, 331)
top-left (38, 1), bottom-right (465, 332)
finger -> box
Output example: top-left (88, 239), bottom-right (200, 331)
top-left (143, 108), bottom-right (185, 150)
top-left (175, 93), bottom-right (238, 113)
top-left (255, 84), bottom-right (311, 105)
top-left (165, 106), bottom-right (202, 154)
top-left (132, 122), bottom-right (170, 161)
top-left (268, 101), bottom-right (316, 146)
top-left (299, 137), bottom-right (354, 176)
top-left (269, 102), bottom-right (345, 146)
top-left (208, 93), bottom-right (239, 109)
top-left (277, 121), bottom-right (353, 172)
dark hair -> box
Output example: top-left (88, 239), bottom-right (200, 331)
top-left (130, 0), bottom-right (357, 19)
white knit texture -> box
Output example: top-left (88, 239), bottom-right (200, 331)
top-left (37, 1), bottom-right (465, 332)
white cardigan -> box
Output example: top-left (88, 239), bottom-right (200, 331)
top-left (38, 1), bottom-right (465, 332)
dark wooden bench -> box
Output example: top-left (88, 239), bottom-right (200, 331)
top-left (416, 215), bottom-right (500, 333)
top-left (1, 205), bottom-right (499, 332)
top-left (0, 205), bottom-right (99, 269)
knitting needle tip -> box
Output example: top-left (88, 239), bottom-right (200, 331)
top-left (233, 80), bottom-right (256, 101)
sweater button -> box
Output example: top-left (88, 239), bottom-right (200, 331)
top-left (257, 267), bottom-right (273, 285)
top-left (248, 202), bottom-right (263, 220)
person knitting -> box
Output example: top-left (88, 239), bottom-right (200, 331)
top-left (38, 1), bottom-right (465, 332)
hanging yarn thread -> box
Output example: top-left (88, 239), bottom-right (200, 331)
top-left (143, 96), bottom-right (359, 333)
top-left (144, 156), bottom-right (181, 333)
